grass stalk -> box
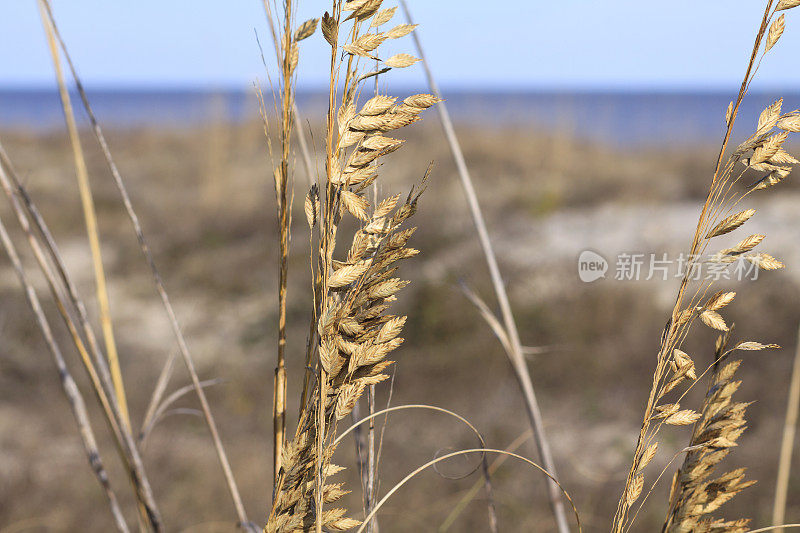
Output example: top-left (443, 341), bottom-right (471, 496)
top-left (38, 0), bottom-right (130, 431)
top-left (0, 213), bottom-right (130, 533)
top-left (773, 323), bottom-right (800, 531)
top-left (261, 0), bottom-right (315, 185)
top-left (439, 429), bottom-right (532, 532)
top-left (398, 2), bottom-right (569, 531)
top-left (612, 2), bottom-right (787, 530)
top-left (271, 0), bottom-right (295, 495)
top-left (0, 142), bottom-right (164, 531)
top-left (39, 2), bottom-right (253, 528)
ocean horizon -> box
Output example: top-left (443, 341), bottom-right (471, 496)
top-left (1, 88), bottom-right (795, 147)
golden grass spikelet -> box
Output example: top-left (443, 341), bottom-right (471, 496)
top-left (361, 135), bottom-right (402, 151)
top-left (721, 234), bottom-right (765, 256)
top-left (348, 111), bottom-right (420, 131)
top-left (375, 315), bottom-right (406, 343)
top-left (705, 291), bottom-right (736, 312)
top-left (777, 112), bottom-right (800, 131)
top-left (338, 102), bottom-right (356, 133)
top-left (725, 101), bottom-right (734, 126)
top-left (700, 310), bottom-right (728, 332)
top-left (338, 165), bottom-right (377, 187)
top-left (370, 6), bottom-right (396, 27)
top-left (343, 32), bottom-right (387, 57)
top-left (344, 0), bottom-right (383, 21)
top-left (335, 382), bottom-right (366, 420)
top-left (367, 277), bottom-right (409, 299)
top-left (338, 129), bottom-right (365, 149)
top-left (734, 341), bottom-right (779, 351)
top-left (288, 41), bottom-right (299, 74)
top-left (295, 18), bottom-right (319, 41)
top-left (768, 148), bottom-right (799, 164)
top-left (766, 14), bottom-right (786, 52)
top-left (343, 0), bottom-right (370, 10)
top-left (304, 185), bottom-right (319, 229)
top-left (403, 94), bottom-right (442, 109)
top-left (321, 11), bottom-right (337, 46)
top-left (626, 474), bottom-right (644, 505)
top-left (374, 194), bottom-right (400, 218)
top-left (328, 260), bottom-right (371, 288)
top-left (751, 167), bottom-right (791, 190)
top-left (360, 94), bottom-right (396, 116)
top-left (663, 355), bottom-right (755, 533)
top-left (745, 252), bottom-right (785, 270)
top-left (639, 442), bottom-right (659, 471)
top-left (340, 190), bottom-right (370, 220)
top-left (385, 23), bottom-right (417, 39)
top-left (654, 403), bottom-right (681, 420)
top-left (384, 53), bottom-right (420, 68)
top-left (671, 348), bottom-right (698, 381)
top-left (758, 98), bottom-right (783, 133)
top-left (751, 132), bottom-right (788, 164)
top-left (777, 0), bottom-right (800, 11)
top-left (665, 410), bottom-right (702, 426)
top-left (706, 209), bottom-right (756, 239)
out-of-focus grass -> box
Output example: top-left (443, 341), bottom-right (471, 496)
top-left (0, 120), bottom-right (798, 532)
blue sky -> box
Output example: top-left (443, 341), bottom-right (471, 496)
top-left (3, 1), bottom-right (800, 90)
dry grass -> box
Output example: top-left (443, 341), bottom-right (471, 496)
top-left (2, 117), bottom-right (800, 533)
top-left (612, 2), bottom-right (800, 532)
top-left (3, 0), bottom-right (800, 532)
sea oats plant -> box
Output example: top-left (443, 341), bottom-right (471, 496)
top-left (612, 1), bottom-right (800, 531)
top-left (8, 0), bottom-right (800, 531)
top-left (266, 1), bottom-right (439, 531)
top-left (662, 331), bottom-right (754, 533)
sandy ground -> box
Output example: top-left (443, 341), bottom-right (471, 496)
top-left (0, 118), bottom-right (799, 532)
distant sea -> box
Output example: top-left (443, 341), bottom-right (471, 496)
top-left (1, 88), bottom-right (796, 147)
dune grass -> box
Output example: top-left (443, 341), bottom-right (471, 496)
top-left (3, 0), bottom-right (800, 532)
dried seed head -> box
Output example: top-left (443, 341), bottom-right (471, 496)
top-left (626, 474), bottom-right (644, 505)
top-left (386, 23), bottom-right (418, 39)
top-left (769, 148), bottom-right (799, 165)
top-left (360, 94), bottom-right (397, 116)
top-left (700, 310), bottom-right (728, 332)
top-left (341, 190), bottom-right (370, 220)
top-left (777, 0), bottom-right (800, 11)
top-left (745, 252), bottom-right (785, 270)
top-left (328, 260), bottom-right (371, 288)
top-left (370, 6), bottom-right (397, 27)
top-left (706, 209), bottom-right (756, 239)
top-left (705, 291), bottom-right (736, 311)
top-left (322, 11), bottom-right (338, 46)
top-left (361, 135), bottom-right (402, 151)
top-left (295, 18), bottom-right (319, 41)
top-left (757, 98), bottom-right (783, 133)
top-left (384, 53), bottom-right (420, 68)
top-left (765, 14), bottom-right (786, 52)
top-left (305, 185), bottom-right (319, 228)
top-left (735, 341), bottom-right (780, 351)
top-left (639, 442), bottom-right (659, 471)
top-left (344, 0), bottom-right (383, 21)
top-left (403, 94), bottom-right (442, 110)
top-left (721, 234), bottom-right (765, 256)
top-left (752, 132), bottom-right (788, 164)
top-left (751, 167), bottom-right (791, 191)
top-left (777, 112), bottom-right (800, 132)
top-left (665, 409), bottom-right (702, 426)
top-left (343, 33), bottom-right (387, 57)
